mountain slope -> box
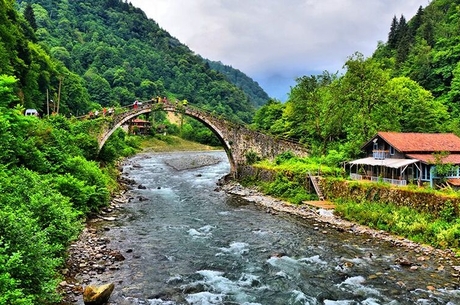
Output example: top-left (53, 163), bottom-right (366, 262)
top-left (205, 59), bottom-right (270, 107)
top-left (373, 0), bottom-right (460, 115)
top-left (17, 0), bottom-right (265, 122)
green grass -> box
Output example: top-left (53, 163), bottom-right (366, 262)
top-left (334, 200), bottom-right (460, 253)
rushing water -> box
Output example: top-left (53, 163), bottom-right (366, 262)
top-left (86, 151), bottom-right (460, 305)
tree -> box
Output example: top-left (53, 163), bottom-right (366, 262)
top-left (24, 3), bottom-right (37, 31)
top-left (283, 71), bottom-right (343, 154)
top-left (338, 53), bottom-right (393, 150)
top-left (396, 15), bottom-right (411, 66)
top-left (0, 75), bottom-right (18, 109)
top-left (84, 69), bottom-right (112, 106)
top-left (410, 6), bottom-right (424, 37)
top-left (253, 99), bottom-right (284, 132)
top-left (387, 76), bottom-right (448, 132)
top-left (388, 15), bottom-right (399, 49)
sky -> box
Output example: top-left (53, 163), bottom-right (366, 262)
top-left (129, 0), bottom-right (430, 101)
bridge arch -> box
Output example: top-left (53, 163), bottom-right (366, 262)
top-left (98, 102), bottom-right (237, 172)
top-left (98, 101), bottom-right (309, 176)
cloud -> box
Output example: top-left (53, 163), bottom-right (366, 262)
top-left (130, 0), bottom-right (427, 99)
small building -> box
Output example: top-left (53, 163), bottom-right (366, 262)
top-left (348, 132), bottom-right (460, 187)
top-left (128, 118), bottom-right (151, 135)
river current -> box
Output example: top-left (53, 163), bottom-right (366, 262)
top-left (88, 151), bottom-right (460, 305)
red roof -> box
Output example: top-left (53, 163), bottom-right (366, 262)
top-left (447, 178), bottom-right (460, 186)
top-left (406, 153), bottom-right (460, 164)
top-left (378, 132), bottom-right (460, 153)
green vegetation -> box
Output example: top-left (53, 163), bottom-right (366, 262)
top-left (243, 152), bottom-right (344, 204)
top-left (139, 135), bottom-right (221, 152)
top-left (2, 0), bottom-right (460, 302)
top-left (15, 0), bottom-right (265, 122)
top-left (335, 200), bottom-right (460, 252)
top-left (253, 55), bottom-right (448, 157)
top-left (0, 76), bottom-right (138, 304)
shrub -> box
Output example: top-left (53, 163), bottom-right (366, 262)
top-left (245, 150), bottom-right (261, 165)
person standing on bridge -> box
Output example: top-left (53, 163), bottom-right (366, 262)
top-left (133, 100), bottom-right (139, 109)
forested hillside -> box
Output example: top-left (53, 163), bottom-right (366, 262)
top-left (373, 0), bottom-right (460, 109)
top-left (205, 59), bottom-right (270, 108)
top-left (13, 0), bottom-right (269, 123)
top-left (253, 0), bottom-right (460, 159)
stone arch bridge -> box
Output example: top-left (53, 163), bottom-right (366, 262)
top-left (98, 101), bottom-right (308, 175)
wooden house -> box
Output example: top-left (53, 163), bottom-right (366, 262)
top-left (128, 118), bottom-right (151, 135)
top-left (348, 132), bottom-right (460, 187)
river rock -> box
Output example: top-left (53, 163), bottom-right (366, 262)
top-left (83, 283), bottom-right (115, 305)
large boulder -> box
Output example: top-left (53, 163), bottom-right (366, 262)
top-left (83, 283), bottom-right (115, 305)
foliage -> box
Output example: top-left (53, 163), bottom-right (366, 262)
top-left (335, 200), bottom-right (460, 251)
top-left (205, 59), bottom-right (270, 108)
top-left (252, 99), bottom-right (285, 133)
top-left (180, 117), bottom-right (221, 147)
top-left (245, 150), bottom-right (261, 165)
top-left (15, 0), bottom-right (259, 123)
top-left (260, 174), bottom-right (315, 204)
top-left (256, 153), bottom-right (343, 177)
top-left (0, 79), bottom-right (137, 303)
top-left (245, 152), bottom-right (344, 202)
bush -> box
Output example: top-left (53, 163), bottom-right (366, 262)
top-left (61, 156), bottom-right (110, 212)
top-left (261, 174), bottom-right (316, 204)
top-left (335, 200), bottom-right (460, 252)
top-left (245, 150), bottom-right (261, 165)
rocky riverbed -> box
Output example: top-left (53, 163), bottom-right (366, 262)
top-left (58, 155), bottom-right (460, 304)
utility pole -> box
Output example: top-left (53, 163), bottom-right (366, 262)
top-left (46, 89), bottom-right (49, 116)
top-left (57, 76), bottom-right (62, 114)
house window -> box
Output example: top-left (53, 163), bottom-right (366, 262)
top-left (389, 146), bottom-right (395, 155)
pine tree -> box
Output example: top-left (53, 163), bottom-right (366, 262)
top-left (388, 15), bottom-right (399, 49)
top-left (410, 6), bottom-right (424, 37)
top-left (396, 15), bottom-right (411, 66)
top-left (23, 3), bottom-right (37, 31)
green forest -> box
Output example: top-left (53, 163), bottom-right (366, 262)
top-left (11, 0), bottom-right (268, 122)
top-left (2, 0), bottom-right (460, 303)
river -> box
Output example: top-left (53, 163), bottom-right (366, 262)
top-left (82, 151), bottom-right (460, 305)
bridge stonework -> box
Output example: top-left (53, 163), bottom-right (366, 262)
top-left (98, 102), bottom-right (308, 175)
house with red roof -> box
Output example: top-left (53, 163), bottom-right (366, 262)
top-left (349, 132), bottom-right (460, 187)
top-left (128, 118), bottom-right (151, 135)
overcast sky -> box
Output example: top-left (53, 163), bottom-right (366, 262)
top-left (129, 0), bottom-right (430, 101)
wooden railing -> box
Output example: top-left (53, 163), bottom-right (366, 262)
top-left (372, 150), bottom-right (388, 160)
top-left (350, 173), bottom-right (406, 186)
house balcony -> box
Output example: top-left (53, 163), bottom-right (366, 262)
top-left (372, 150), bottom-right (388, 160)
top-left (350, 173), bottom-right (407, 186)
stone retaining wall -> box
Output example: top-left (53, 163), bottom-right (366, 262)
top-left (321, 179), bottom-right (460, 218)
top-left (236, 165), bottom-right (460, 218)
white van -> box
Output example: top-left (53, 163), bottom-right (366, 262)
top-left (25, 109), bottom-right (39, 116)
